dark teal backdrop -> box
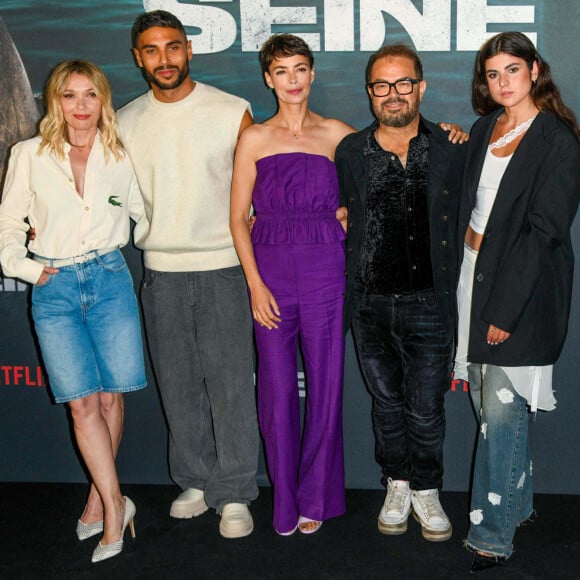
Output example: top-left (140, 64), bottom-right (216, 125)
top-left (1, 0), bottom-right (579, 494)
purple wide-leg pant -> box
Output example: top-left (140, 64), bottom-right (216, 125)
top-left (253, 241), bottom-right (346, 534)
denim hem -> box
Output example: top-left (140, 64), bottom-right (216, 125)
top-left (102, 381), bottom-right (148, 394)
top-left (517, 509), bottom-right (537, 527)
top-left (54, 386), bottom-right (103, 404)
top-left (53, 382), bottom-right (147, 404)
top-left (464, 538), bottom-right (512, 560)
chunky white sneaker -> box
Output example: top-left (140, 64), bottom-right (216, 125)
top-left (219, 503), bottom-right (254, 539)
top-left (411, 489), bottom-right (452, 541)
top-left (169, 488), bottom-right (208, 519)
top-left (377, 478), bottom-right (412, 535)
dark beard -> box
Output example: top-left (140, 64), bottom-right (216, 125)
top-left (375, 98), bottom-right (418, 128)
top-left (143, 64), bottom-right (190, 91)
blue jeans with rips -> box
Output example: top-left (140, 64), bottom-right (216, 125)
top-left (466, 363), bottom-right (534, 559)
top-left (351, 287), bottom-right (453, 490)
top-left (141, 266), bottom-right (259, 511)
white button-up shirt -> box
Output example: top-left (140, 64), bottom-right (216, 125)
top-left (0, 133), bottom-right (148, 284)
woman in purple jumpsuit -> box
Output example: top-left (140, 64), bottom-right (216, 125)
top-left (230, 34), bottom-right (354, 535)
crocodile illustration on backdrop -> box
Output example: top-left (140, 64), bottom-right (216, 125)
top-left (0, 16), bottom-right (39, 173)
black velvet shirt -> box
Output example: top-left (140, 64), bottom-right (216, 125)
top-left (357, 122), bottom-right (434, 293)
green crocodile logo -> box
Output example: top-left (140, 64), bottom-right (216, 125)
top-left (108, 196), bottom-right (123, 207)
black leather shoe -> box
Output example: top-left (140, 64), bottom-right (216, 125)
top-left (470, 552), bottom-right (506, 573)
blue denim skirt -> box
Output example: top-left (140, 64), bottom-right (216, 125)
top-left (31, 249), bottom-right (147, 403)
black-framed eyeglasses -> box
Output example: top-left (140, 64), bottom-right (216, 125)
top-left (367, 78), bottom-right (420, 97)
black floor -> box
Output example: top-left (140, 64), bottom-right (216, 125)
top-left (1, 483), bottom-right (579, 579)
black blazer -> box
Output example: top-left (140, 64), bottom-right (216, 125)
top-left (459, 110), bottom-right (580, 366)
top-left (336, 117), bottom-right (467, 335)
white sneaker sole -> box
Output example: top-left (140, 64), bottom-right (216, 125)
top-left (219, 520), bottom-right (254, 539)
top-left (169, 500), bottom-right (209, 519)
top-left (377, 517), bottom-right (408, 535)
top-left (412, 510), bottom-right (452, 542)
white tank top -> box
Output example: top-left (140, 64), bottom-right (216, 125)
top-left (469, 149), bottom-right (512, 234)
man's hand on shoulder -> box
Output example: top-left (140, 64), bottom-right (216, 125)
top-left (439, 122), bottom-right (469, 144)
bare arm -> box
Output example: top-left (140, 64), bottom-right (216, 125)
top-left (230, 130), bottom-right (281, 329)
top-left (237, 110), bottom-right (254, 139)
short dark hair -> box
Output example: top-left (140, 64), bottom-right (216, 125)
top-left (131, 10), bottom-right (186, 48)
top-left (259, 34), bottom-right (314, 75)
top-left (365, 44), bottom-right (423, 84)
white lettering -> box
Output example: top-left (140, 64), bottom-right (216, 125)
top-left (142, 0), bottom-right (538, 54)
top-left (144, 0), bottom-right (237, 53)
top-left (240, 0), bottom-right (318, 52)
top-left (360, 0), bottom-right (451, 51)
top-left (325, 0), bottom-right (355, 51)
top-left (456, 0), bottom-right (536, 50)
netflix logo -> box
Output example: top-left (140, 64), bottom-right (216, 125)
top-left (451, 378), bottom-right (469, 392)
top-left (0, 364), bottom-right (47, 387)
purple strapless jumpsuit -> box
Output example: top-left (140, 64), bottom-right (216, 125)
top-left (251, 152), bottom-right (346, 533)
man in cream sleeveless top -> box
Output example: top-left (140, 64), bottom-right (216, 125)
top-left (117, 10), bottom-right (259, 539)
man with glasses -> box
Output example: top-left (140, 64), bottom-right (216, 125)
top-left (336, 44), bottom-right (467, 542)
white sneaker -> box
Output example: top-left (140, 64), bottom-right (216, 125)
top-left (169, 488), bottom-right (208, 519)
top-left (411, 488), bottom-right (452, 541)
top-left (377, 478), bottom-right (412, 535)
top-left (219, 503), bottom-right (254, 539)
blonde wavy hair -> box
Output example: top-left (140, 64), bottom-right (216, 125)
top-left (38, 60), bottom-right (124, 161)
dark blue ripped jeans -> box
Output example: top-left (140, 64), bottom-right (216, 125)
top-left (351, 287), bottom-right (453, 491)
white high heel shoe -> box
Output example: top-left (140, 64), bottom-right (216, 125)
top-left (91, 497), bottom-right (136, 563)
top-left (76, 518), bottom-right (104, 541)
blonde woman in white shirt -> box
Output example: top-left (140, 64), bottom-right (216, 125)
top-left (0, 60), bottom-right (148, 563)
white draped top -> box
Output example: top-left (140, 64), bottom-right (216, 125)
top-left (455, 148), bottom-right (556, 412)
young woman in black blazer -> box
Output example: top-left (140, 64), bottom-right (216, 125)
top-left (454, 32), bottom-right (580, 572)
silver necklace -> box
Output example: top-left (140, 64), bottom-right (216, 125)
top-left (489, 116), bottom-right (536, 150)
